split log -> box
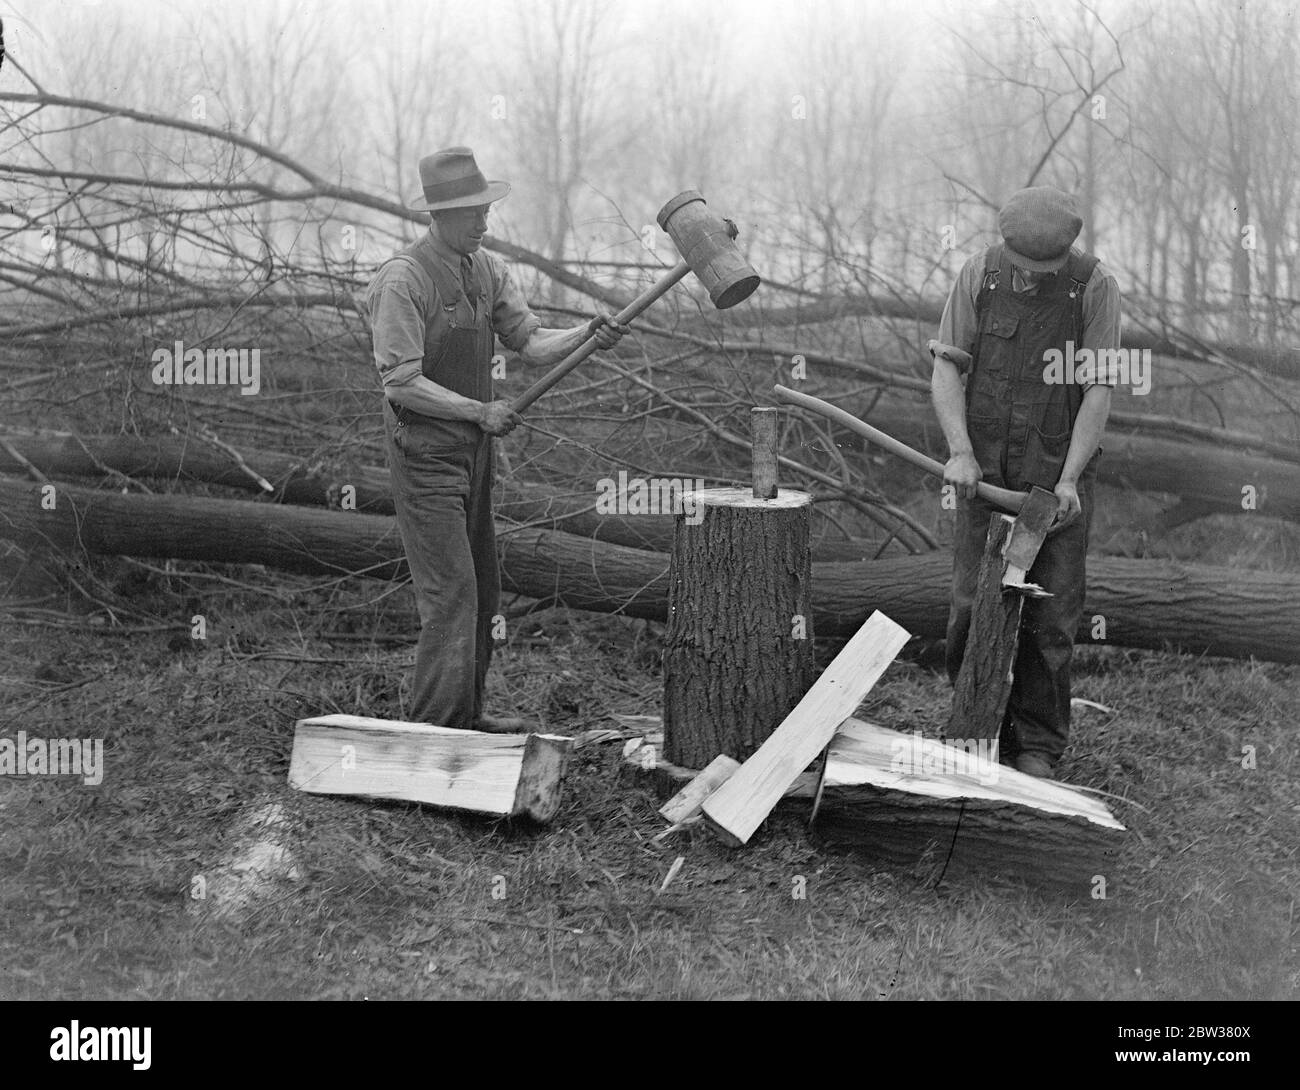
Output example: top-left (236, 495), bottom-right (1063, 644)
top-left (663, 487), bottom-right (814, 767)
top-left (813, 719), bottom-right (1125, 888)
top-left (947, 515), bottom-right (1021, 743)
top-left (288, 714), bottom-right (572, 822)
top-left (2, 476), bottom-right (1298, 663)
top-left (701, 611), bottom-right (910, 846)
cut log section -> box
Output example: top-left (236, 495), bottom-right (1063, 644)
top-left (663, 487), bottom-right (814, 768)
top-left (701, 610), bottom-right (910, 846)
top-left (947, 514), bottom-right (1022, 743)
top-left (288, 714), bottom-right (573, 822)
top-left (814, 718), bottom-right (1125, 887)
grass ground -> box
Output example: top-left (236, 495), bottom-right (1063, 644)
top-left (3, 313), bottom-right (1297, 1001)
top-left (2, 568), bottom-right (1296, 1001)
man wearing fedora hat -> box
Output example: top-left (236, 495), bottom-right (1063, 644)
top-left (365, 147), bottom-right (628, 732)
top-left (928, 186), bottom-right (1121, 778)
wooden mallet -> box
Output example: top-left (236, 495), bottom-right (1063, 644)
top-left (511, 191), bottom-right (760, 414)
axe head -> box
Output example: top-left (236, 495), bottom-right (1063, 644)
top-left (1002, 486), bottom-right (1058, 583)
top-left (657, 190), bottom-right (760, 309)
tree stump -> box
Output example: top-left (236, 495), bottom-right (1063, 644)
top-left (947, 513), bottom-right (1021, 743)
top-left (663, 487), bottom-right (814, 768)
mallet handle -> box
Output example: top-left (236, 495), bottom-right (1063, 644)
top-left (771, 384), bottom-right (1028, 513)
top-left (511, 259), bottom-right (692, 414)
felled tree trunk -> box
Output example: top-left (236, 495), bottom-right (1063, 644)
top-left (6, 426), bottom-right (1298, 534)
top-left (3, 476), bottom-right (1298, 663)
top-left (0, 429), bottom-right (872, 558)
top-left (663, 488), bottom-right (814, 768)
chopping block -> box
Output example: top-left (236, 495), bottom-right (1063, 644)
top-left (946, 486), bottom-right (1060, 746)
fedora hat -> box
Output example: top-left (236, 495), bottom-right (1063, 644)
top-left (998, 186), bottom-right (1082, 273)
top-left (408, 147), bottom-right (510, 212)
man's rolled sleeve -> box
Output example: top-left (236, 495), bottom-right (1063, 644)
top-left (931, 255), bottom-right (984, 375)
top-left (490, 260), bottom-right (542, 352)
top-left (366, 267), bottom-right (427, 387)
top-left (1081, 264), bottom-right (1122, 388)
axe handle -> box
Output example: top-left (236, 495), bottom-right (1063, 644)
top-left (772, 385), bottom-right (1028, 514)
top-left (511, 259), bottom-right (693, 414)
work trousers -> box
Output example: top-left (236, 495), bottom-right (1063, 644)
top-left (944, 481), bottom-right (1093, 764)
top-left (384, 402), bottom-right (498, 728)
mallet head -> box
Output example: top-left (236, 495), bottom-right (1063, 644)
top-left (657, 190), bottom-right (761, 309)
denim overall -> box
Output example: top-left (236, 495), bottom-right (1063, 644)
top-left (382, 234), bottom-right (498, 728)
top-left (945, 244), bottom-right (1100, 764)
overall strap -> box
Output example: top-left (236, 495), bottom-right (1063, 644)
top-left (390, 237), bottom-right (468, 319)
top-left (1060, 250), bottom-right (1100, 340)
top-left (974, 243), bottom-right (1004, 321)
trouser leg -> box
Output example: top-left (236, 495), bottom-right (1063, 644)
top-left (465, 435), bottom-right (500, 716)
top-left (385, 412), bottom-right (482, 729)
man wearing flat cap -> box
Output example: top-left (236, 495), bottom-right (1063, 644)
top-left (365, 147), bottom-right (627, 732)
top-left (928, 186), bottom-right (1121, 779)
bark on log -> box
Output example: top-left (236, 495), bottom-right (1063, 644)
top-left (0, 430), bottom-right (862, 557)
top-left (0, 430), bottom-right (396, 512)
top-left (947, 515), bottom-right (1021, 743)
top-left (2, 476), bottom-right (1297, 663)
top-left (663, 488), bottom-right (814, 767)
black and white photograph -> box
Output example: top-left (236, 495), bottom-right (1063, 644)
top-left (0, 0), bottom-right (1295, 1035)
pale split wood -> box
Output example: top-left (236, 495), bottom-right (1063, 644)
top-left (288, 714), bottom-right (573, 823)
top-left (658, 754), bottom-right (742, 825)
top-left (620, 733), bottom-right (819, 798)
top-left (825, 719), bottom-right (1123, 830)
top-left (700, 610), bottom-right (911, 846)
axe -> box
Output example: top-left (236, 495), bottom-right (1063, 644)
top-left (511, 191), bottom-right (760, 414)
top-left (771, 385), bottom-right (1060, 596)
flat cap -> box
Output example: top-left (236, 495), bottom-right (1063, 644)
top-left (998, 187), bottom-right (1082, 273)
